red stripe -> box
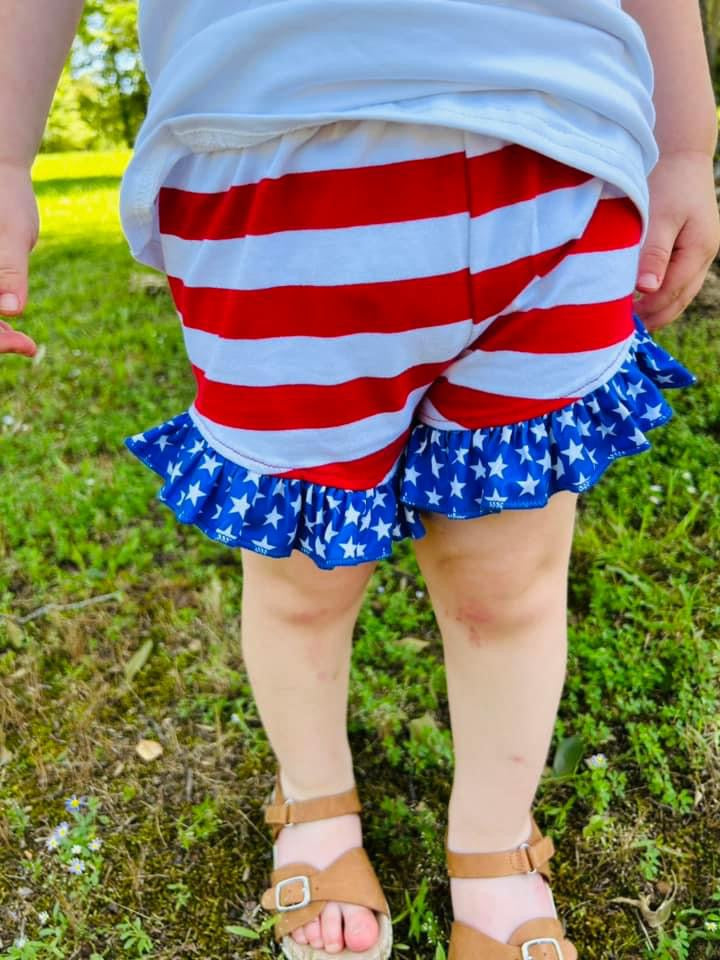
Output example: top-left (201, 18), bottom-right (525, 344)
top-left (168, 242), bottom-right (568, 343)
top-left (571, 196), bottom-right (642, 254)
top-left (276, 431), bottom-right (410, 489)
top-left (191, 360), bottom-right (449, 431)
top-left (168, 271), bottom-right (473, 339)
top-left (427, 382), bottom-right (581, 430)
top-left (469, 297), bottom-right (635, 355)
top-left (158, 144), bottom-right (593, 240)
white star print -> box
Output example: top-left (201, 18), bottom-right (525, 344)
top-left (515, 445), bottom-right (532, 464)
top-left (229, 494), bottom-right (252, 518)
top-left (598, 422), bottom-right (616, 438)
top-left (371, 518), bottom-right (392, 540)
top-left (472, 430), bottom-right (486, 449)
top-left (167, 461), bottom-right (183, 483)
top-left (393, 524), bottom-right (402, 537)
top-left (453, 447), bottom-right (469, 465)
top-left (264, 505), bottom-right (283, 529)
top-left (404, 507), bottom-right (416, 523)
top-left (576, 472), bottom-right (588, 487)
top-left (530, 423), bottom-right (548, 442)
top-left (188, 439), bottom-right (205, 456)
top-left (300, 535), bottom-right (312, 552)
top-left (577, 420), bottom-right (591, 437)
top-left (291, 494), bottom-right (302, 514)
top-left (630, 427), bottom-right (647, 445)
top-left (557, 409), bottom-right (575, 429)
top-left (215, 524), bottom-right (236, 540)
top-left (360, 512), bottom-right (372, 531)
top-left (641, 403), bottom-right (664, 423)
top-left (656, 374), bottom-right (676, 385)
top-left (501, 426), bottom-right (513, 444)
top-left (517, 474), bottom-right (541, 496)
top-left (185, 481), bottom-right (206, 507)
top-left (373, 491), bottom-right (387, 508)
top-left (245, 470), bottom-right (262, 486)
top-left (612, 402), bottom-right (631, 420)
top-left (356, 543), bottom-right (367, 558)
top-left (535, 450), bottom-right (553, 473)
top-left (212, 504), bottom-right (222, 520)
top-left (586, 397), bottom-right (601, 415)
top-left (470, 462), bottom-right (487, 479)
top-left (314, 537), bottom-right (327, 559)
top-left (488, 455), bottom-right (507, 478)
top-left (626, 379), bottom-right (646, 400)
top-left (586, 448), bottom-right (598, 466)
top-left (155, 436), bottom-right (170, 451)
top-left (340, 538), bottom-right (357, 559)
top-left (430, 454), bottom-right (444, 478)
top-left (130, 432), bottom-right (146, 443)
top-left (326, 493), bottom-right (341, 511)
top-left (552, 459), bottom-right (565, 479)
top-left (199, 454), bottom-right (222, 476)
top-left (345, 503), bottom-right (361, 525)
top-left (426, 488), bottom-right (443, 506)
top-left (417, 437), bottom-right (428, 455)
top-left (561, 439), bottom-right (585, 465)
top-left (449, 476), bottom-right (466, 498)
top-left (483, 488), bottom-right (508, 505)
top-left (324, 523), bottom-right (339, 542)
top-left (404, 465), bottom-right (420, 485)
top-left (430, 429), bottom-right (441, 445)
top-left (251, 535), bottom-right (274, 552)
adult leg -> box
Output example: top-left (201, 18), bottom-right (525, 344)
top-left (240, 549), bottom-right (379, 953)
top-left (412, 492), bottom-right (578, 943)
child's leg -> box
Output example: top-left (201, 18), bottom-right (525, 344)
top-left (412, 491), bottom-right (578, 944)
top-left (240, 548), bottom-right (380, 953)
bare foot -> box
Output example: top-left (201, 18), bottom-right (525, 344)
top-left (274, 812), bottom-right (380, 954)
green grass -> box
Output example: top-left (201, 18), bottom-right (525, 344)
top-left (0, 149), bottom-right (719, 959)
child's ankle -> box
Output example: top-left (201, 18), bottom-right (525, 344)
top-left (447, 812), bottom-right (532, 853)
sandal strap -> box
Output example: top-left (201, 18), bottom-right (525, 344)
top-left (449, 917), bottom-right (574, 960)
top-left (264, 771), bottom-right (362, 840)
top-left (260, 847), bottom-right (390, 940)
top-left (446, 817), bottom-right (554, 881)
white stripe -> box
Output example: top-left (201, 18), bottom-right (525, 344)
top-left (160, 181), bottom-right (612, 291)
top-left (188, 389), bottom-right (424, 474)
top-left (508, 246), bottom-right (640, 312)
top-left (444, 334), bottom-right (634, 400)
top-left (183, 319), bottom-right (471, 386)
top-left (468, 180), bottom-right (603, 273)
top-left (162, 212), bottom-right (470, 288)
top-left (163, 122), bottom-right (507, 192)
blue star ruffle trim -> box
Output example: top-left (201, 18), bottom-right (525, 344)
top-left (125, 315), bottom-right (695, 569)
top-left (124, 418), bottom-right (425, 570)
top-left (399, 314), bottom-right (697, 518)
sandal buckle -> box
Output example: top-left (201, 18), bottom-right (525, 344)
top-left (521, 936), bottom-right (564, 959)
top-left (518, 842), bottom-right (538, 875)
top-left (275, 874), bottom-right (311, 912)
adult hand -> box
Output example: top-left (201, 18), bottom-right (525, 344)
top-left (634, 150), bottom-right (720, 332)
top-left (0, 162), bottom-right (39, 356)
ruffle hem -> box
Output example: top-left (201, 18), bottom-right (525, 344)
top-left (125, 315), bottom-right (696, 569)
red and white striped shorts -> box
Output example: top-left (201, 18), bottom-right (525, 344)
top-left (157, 119), bottom-right (643, 491)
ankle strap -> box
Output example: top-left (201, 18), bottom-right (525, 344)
top-left (265, 771), bottom-right (362, 839)
top-left (446, 817), bottom-right (555, 881)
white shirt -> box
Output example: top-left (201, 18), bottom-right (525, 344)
top-left (119, 0), bottom-right (657, 271)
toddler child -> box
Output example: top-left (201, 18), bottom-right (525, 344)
top-left (2, 1), bottom-right (718, 958)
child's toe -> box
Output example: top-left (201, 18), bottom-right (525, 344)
top-left (321, 902), bottom-right (344, 952)
top-left (341, 904), bottom-right (379, 952)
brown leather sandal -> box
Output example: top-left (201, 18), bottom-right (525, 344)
top-left (260, 770), bottom-right (393, 960)
top-left (446, 816), bottom-right (578, 960)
